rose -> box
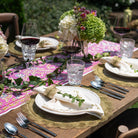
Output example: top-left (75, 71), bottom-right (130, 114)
top-left (0, 28), bottom-right (8, 58)
top-left (58, 15), bottom-right (77, 41)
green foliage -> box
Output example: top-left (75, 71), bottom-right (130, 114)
top-left (23, 0), bottom-right (76, 35)
top-left (60, 10), bottom-right (74, 20)
top-left (77, 0), bottom-right (135, 11)
top-left (57, 91), bottom-right (85, 107)
top-left (0, 0), bottom-right (119, 42)
top-left (130, 102), bottom-right (138, 108)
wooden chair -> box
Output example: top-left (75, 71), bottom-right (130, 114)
top-left (0, 13), bottom-right (19, 43)
top-left (116, 125), bottom-right (138, 138)
top-left (87, 108), bottom-right (138, 138)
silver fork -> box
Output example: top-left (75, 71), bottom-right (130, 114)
top-left (17, 112), bottom-right (57, 137)
top-left (16, 118), bottom-right (50, 138)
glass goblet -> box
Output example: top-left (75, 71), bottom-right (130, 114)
top-left (113, 14), bottom-right (130, 39)
top-left (20, 21), bottom-right (40, 68)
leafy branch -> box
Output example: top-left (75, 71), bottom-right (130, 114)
top-left (57, 91), bottom-right (85, 107)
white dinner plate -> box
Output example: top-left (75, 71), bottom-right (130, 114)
top-left (35, 86), bottom-right (100, 116)
top-left (15, 37), bottom-right (59, 51)
top-left (105, 58), bottom-right (138, 78)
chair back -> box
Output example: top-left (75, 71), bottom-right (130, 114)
top-left (0, 13), bottom-right (19, 43)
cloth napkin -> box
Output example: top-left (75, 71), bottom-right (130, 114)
top-left (33, 85), bottom-right (104, 118)
top-left (100, 56), bottom-right (138, 77)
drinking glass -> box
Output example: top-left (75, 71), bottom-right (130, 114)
top-left (67, 59), bottom-right (85, 85)
top-left (59, 30), bottom-right (81, 59)
top-left (113, 14), bottom-right (130, 39)
top-left (120, 38), bottom-right (135, 58)
top-left (21, 21), bottom-right (40, 67)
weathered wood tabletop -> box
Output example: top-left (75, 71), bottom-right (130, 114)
top-left (0, 32), bottom-right (138, 138)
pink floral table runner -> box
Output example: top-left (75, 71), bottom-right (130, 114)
top-left (0, 40), bottom-right (120, 116)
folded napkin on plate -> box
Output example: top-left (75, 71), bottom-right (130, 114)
top-left (100, 56), bottom-right (138, 75)
top-left (33, 85), bottom-right (104, 118)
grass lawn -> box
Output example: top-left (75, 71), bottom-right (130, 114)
top-left (130, 102), bottom-right (138, 108)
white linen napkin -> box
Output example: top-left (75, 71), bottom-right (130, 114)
top-left (33, 85), bottom-right (104, 118)
top-left (100, 56), bottom-right (138, 77)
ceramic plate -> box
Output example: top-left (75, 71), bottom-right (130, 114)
top-left (105, 58), bottom-right (138, 78)
top-left (35, 86), bottom-right (100, 116)
top-left (15, 37), bottom-right (59, 51)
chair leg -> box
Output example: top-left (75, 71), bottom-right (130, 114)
top-left (115, 125), bottom-right (129, 138)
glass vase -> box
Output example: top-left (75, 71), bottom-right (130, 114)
top-left (72, 38), bottom-right (88, 58)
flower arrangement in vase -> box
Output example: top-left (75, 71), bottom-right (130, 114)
top-left (58, 5), bottom-right (106, 57)
top-left (0, 26), bottom-right (8, 82)
top-left (0, 27), bottom-right (8, 59)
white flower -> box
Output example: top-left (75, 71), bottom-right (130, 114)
top-left (129, 0), bottom-right (135, 4)
top-left (59, 15), bottom-right (77, 41)
top-left (0, 36), bottom-right (8, 58)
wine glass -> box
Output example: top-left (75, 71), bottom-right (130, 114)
top-left (20, 21), bottom-right (40, 68)
top-left (0, 36), bottom-right (8, 82)
top-left (59, 30), bottom-right (81, 59)
top-left (113, 14), bottom-right (130, 39)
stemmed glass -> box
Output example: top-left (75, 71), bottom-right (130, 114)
top-left (113, 14), bottom-right (131, 56)
top-left (20, 21), bottom-right (40, 68)
top-left (59, 30), bottom-right (81, 59)
top-left (113, 14), bottom-right (130, 39)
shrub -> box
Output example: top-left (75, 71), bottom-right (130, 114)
top-left (23, 0), bottom-right (76, 35)
top-left (77, 0), bottom-right (135, 11)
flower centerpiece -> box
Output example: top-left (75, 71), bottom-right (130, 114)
top-left (0, 26), bottom-right (8, 58)
top-left (0, 26), bottom-right (8, 82)
top-left (58, 6), bottom-right (106, 57)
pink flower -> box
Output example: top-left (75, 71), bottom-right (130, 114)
top-left (80, 12), bottom-right (86, 19)
top-left (85, 10), bottom-right (90, 14)
top-left (80, 26), bottom-right (86, 31)
top-left (74, 6), bottom-right (77, 11)
top-left (91, 10), bottom-right (97, 16)
top-left (79, 7), bottom-right (86, 12)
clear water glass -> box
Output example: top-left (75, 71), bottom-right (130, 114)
top-left (22, 41), bottom-right (37, 61)
top-left (120, 38), bottom-right (135, 58)
top-left (67, 59), bottom-right (85, 85)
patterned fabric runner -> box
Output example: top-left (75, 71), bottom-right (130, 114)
top-left (0, 40), bottom-right (120, 116)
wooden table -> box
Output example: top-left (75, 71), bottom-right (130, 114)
top-left (0, 33), bottom-right (138, 138)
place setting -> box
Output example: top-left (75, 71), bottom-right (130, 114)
top-left (8, 22), bottom-right (60, 59)
top-left (16, 57), bottom-right (114, 129)
top-left (3, 112), bottom-right (57, 138)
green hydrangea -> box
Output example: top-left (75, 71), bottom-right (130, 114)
top-left (60, 10), bottom-right (74, 20)
top-left (78, 14), bottom-right (106, 43)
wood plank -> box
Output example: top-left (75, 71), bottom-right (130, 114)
top-left (0, 33), bottom-right (138, 138)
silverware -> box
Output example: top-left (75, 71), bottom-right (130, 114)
top-left (102, 84), bottom-right (127, 94)
top-left (4, 122), bottom-right (27, 138)
top-left (99, 90), bottom-right (122, 100)
top-left (17, 112), bottom-right (57, 137)
top-left (16, 118), bottom-right (50, 138)
top-left (95, 76), bottom-right (129, 92)
top-left (107, 82), bottom-right (129, 92)
top-left (91, 81), bottom-right (125, 100)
